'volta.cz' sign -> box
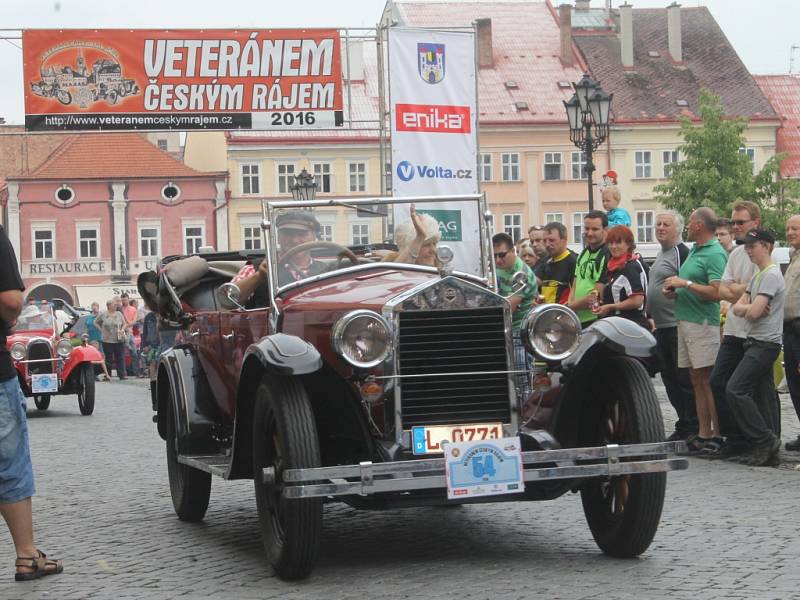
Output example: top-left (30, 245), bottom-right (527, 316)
top-left (22, 29), bottom-right (344, 132)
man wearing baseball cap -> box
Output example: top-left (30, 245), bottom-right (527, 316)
top-left (232, 210), bottom-right (325, 306)
top-left (725, 228), bottom-right (784, 466)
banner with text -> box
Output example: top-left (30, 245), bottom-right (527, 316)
top-left (22, 29), bottom-right (344, 131)
top-left (388, 28), bottom-right (479, 275)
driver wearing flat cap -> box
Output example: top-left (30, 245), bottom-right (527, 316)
top-left (232, 211), bottom-right (326, 306)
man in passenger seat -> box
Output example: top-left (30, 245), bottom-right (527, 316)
top-left (232, 211), bottom-right (325, 307)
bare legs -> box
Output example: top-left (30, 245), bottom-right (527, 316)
top-left (689, 366), bottom-right (718, 438)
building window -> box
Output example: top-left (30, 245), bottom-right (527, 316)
top-left (739, 147), bottom-right (756, 173)
top-left (384, 161), bottom-right (392, 194)
top-left (348, 162), bottom-right (367, 193)
top-left (479, 153), bottom-right (493, 182)
top-left (157, 139), bottom-right (168, 151)
top-left (543, 152), bottom-right (562, 181)
top-left (312, 162), bottom-right (333, 193)
top-left (572, 212), bottom-right (587, 244)
top-left (634, 151), bottom-right (652, 178)
top-left (277, 163), bottom-right (296, 194)
top-left (351, 223), bottom-right (369, 245)
top-left (319, 224), bottom-right (334, 242)
top-left (663, 150), bottom-right (679, 178)
top-left (544, 212), bottom-right (564, 225)
top-left (501, 153), bottom-right (520, 182)
top-left (139, 226), bottom-right (160, 258)
top-left (184, 224), bottom-right (205, 255)
top-left (571, 152), bottom-right (587, 180)
top-left (636, 211), bottom-right (655, 243)
top-left (241, 222), bottom-right (262, 251)
top-left (503, 214), bottom-right (522, 243)
top-left (33, 229), bottom-right (54, 259)
top-left (240, 163), bottom-right (260, 195)
top-left (78, 227), bottom-right (99, 258)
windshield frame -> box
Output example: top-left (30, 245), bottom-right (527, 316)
top-left (261, 194), bottom-right (492, 304)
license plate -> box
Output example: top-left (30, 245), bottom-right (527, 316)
top-left (31, 373), bottom-right (58, 394)
top-left (444, 436), bottom-right (524, 500)
top-left (411, 423), bottom-right (503, 455)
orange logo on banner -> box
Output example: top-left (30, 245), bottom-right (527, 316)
top-left (22, 29), bottom-right (344, 131)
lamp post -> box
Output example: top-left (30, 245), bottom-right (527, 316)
top-left (289, 168), bottom-right (318, 202)
top-left (563, 74), bottom-right (613, 211)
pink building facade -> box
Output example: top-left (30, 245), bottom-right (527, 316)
top-left (6, 133), bottom-right (227, 306)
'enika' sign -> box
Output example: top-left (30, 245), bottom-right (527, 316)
top-left (22, 29), bottom-right (344, 132)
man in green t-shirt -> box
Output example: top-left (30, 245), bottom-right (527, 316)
top-left (493, 232), bottom-right (538, 401)
top-left (568, 210), bottom-right (610, 326)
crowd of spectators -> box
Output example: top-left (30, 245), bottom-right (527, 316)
top-left (512, 190), bottom-right (800, 467)
top-left (88, 293), bottom-right (155, 381)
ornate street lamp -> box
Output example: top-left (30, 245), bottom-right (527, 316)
top-left (289, 168), bottom-right (318, 202)
top-left (563, 74), bottom-right (613, 211)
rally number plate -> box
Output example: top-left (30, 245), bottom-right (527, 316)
top-left (444, 436), bottom-right (524, 500)
top-left (411, 423), bottom-right (503, 455)
top-left (31, 373), bottom-right (58, 394)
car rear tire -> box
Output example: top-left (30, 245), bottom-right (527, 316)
top-left (165, 401), bottom-right (211, 522)
top-left (77, 363), bottom-right (95, 415)
top-left (580, 356), bottom-right (666, 558)
top-left (33, 395), bottom-right (51, 410)
top-left (252, 376), bottom-right (322, 580)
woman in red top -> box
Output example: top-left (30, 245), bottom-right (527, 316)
top-left (592, 225), bottom-right (650, 330)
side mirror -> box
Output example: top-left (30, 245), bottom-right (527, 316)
top-left (217, 282), bottom-right (245, 310)
top-left (504, 271), bottom-right (528, 298)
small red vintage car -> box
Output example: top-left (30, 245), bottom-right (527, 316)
top-left (8, 299), bottom-right (102, 415)
top-left (145, 195), bottom-right (687, 580)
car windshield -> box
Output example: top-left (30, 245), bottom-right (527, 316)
top-left (16, 304), bottom-right (55, 331)
top-left (265, 196), bottom-right (489, 291)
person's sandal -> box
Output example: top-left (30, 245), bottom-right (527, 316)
top-left (14, 550), bottom-right (63, 581)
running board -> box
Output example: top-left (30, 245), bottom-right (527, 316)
top-left (177, 453), bottom-right (230, 478)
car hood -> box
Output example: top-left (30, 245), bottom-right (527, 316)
top-left (6, 330), bottom-right (54, 346)
top-left (280, 267), bottom-right (440, 313)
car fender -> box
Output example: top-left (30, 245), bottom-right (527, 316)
top-left (243, 333), bottom-right (323, 376)
top-left (562, 317), bottom-right (656, 371)
top-left (61, 345), bottom-right (103, 381)
top-left (154, 345), bottom-right (220, 454)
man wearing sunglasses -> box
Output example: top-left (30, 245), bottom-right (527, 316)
top-left (493, 232), bottom-right (538, 400)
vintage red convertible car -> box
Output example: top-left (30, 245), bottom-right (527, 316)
top-left (8, 299), bottom-right (101, 415)
top-left (144, 195), bottom-right (687, 580)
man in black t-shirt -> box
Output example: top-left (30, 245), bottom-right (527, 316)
top-left (0, 225), bottom-right (64, 580)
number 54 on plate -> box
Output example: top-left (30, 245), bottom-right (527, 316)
top-left (444, 437), bottom-right (524, 500)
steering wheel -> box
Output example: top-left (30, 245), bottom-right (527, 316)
top-left (279, 241), bottom-right (359, 272)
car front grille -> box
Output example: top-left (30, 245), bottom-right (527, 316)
top-left (27, 341), bottom-right (54, 375)
top-left (397, 307), bottom-right (512, 428)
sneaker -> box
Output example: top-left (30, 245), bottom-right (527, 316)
top-left (785, 436), bottom-right (800, 452)
top-left (729, 438), bottom-right (781, 467)
top-left (708, 441), bottom-right (750, 461)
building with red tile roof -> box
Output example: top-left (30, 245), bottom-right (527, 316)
top-left (755, 75), bottom-right (800, 179)
top-left (6, 132), bottom-right (227, 305)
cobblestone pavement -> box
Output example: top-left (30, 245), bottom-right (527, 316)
top-left (1, 377), bottom-right (799, 600)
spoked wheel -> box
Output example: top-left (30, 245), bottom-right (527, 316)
top-left (165, 399), bottom-right (211, 521)
top-left (77, 363), bottom-right (95, 415)
top-left (580, 356), bottom-right (667, 558)
top-left (33, 395), bottom-right (51, 411)
top-left (253, 376), bottom-right (322, 580)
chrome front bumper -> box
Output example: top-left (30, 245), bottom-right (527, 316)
top-left (275, 441), bottom-right (688, 499)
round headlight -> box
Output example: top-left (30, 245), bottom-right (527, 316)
top-left (56, 338), bottom-right (73, 358)
top-left (332, 310), bottom-right (391, 369)
top-left (10, 342), bottom-right (25, 361)
top-left (522, 304), bottom-right (581, 361)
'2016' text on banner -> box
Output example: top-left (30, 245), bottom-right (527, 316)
top-left (388, 28), bottom-right (480, 276)
top-left (22, 29), bottom-right (344, 131)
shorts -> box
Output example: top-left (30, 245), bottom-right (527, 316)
top-left (677, 320), bottom-right (720, 369)
top-left (0, 376), bottom-right (35, 504)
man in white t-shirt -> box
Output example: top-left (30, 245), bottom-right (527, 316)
top-left (708, 201), bottom-right (777, 458)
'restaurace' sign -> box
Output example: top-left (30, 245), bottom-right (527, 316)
top-left (22, 29), bottom-right (344, 131)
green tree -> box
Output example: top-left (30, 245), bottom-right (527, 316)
top-left (654, 89), bottom-right (800, 239)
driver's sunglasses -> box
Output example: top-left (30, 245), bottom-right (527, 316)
top-left (493, 250), bottom-right (511, 259)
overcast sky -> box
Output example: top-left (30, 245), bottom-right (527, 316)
top-left (0, 0), bottom-right (797, 124)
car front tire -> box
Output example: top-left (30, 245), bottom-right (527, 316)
top-left (165, 399), bottom-right (211, 522)
top-left (580, 356), bottom-right (667, 558)
top-left (252, 375), bottom-right (322, 580)
top-left (77, 363), bottom-right (95, 415)
top-left (33, 395), bottom-right (51, 410)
